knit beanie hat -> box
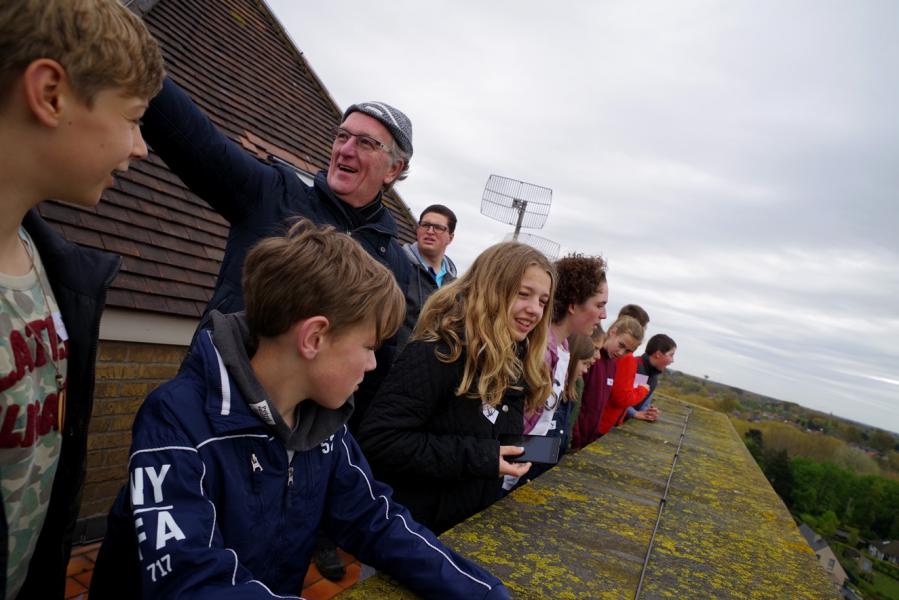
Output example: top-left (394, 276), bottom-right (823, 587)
top-left (343, 101), bottom-right (413, 156)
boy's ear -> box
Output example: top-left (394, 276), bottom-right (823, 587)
top-left (22, 59), bottom-right (70, 128)
top-left (295, 316), bottom-right (331, 359)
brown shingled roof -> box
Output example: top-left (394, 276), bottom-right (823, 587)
top-left (37, 0), bottom-right (417, 318)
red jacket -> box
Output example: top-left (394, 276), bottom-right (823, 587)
top-left (571, 349), bottom-right (616, 450)
top-left (598, 353), bottom-right (649, 435)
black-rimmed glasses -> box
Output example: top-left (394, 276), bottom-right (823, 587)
top-left (418, 221), bottom-right (449, 233)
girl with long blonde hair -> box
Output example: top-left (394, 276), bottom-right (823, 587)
top-left (357, 242), bottom-right (554, 533)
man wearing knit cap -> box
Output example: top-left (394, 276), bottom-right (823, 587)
top-left (139, 79), bottom-right (416, 579)
top-left (327, 100), bottom-right (413, 206)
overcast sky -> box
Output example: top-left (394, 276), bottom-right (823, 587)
top-left (266, 0), bottom-right (899, 434)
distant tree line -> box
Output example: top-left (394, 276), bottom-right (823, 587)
top-left (658, 370), bottom-right (899, 478)
top-left (745, 429), bottom-right (899, 541)
top-left (733, 418), bottom-right (896, 476)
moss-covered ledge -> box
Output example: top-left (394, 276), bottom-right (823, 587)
top-left (338, 396), bottom-right (840, 599)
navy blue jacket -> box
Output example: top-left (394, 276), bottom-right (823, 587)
top-left (89, 319), bottom-right (508, 599)
top-left (141, 78), bottom-right (412, 425)
top-left (6, 211), bottom-right (121, 600)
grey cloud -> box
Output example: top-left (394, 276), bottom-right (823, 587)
top-left (267, 0), bottom-right (899, 433)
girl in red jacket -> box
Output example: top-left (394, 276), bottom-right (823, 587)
top-left (572, 316), bottom-right (644, 449)
top-left (597, 320), bottom-right (654, 435)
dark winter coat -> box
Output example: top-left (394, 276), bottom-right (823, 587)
top-left (90, 313), bottom-right (508, 600)
top-left (141, 77), bottom-right (412, 429)
top-left (357, 340), bottom-right (525, 534)
top-left (6, 210), bottom-right (121, 600)
top-left (396, 243), bottom-right (457, 351)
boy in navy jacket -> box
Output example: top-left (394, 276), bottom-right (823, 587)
top-left (90, 220), bottom-right (508, 599)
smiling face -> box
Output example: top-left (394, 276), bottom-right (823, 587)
top-left (509, 265), bottom-right (552, 341)
top-left (52, 88), bottom-right (149, 206)
top-left (326, 112), bottom-right (404, 207)
top-left (568, 282), bottom-right (609, 336)
top-left (308, 322), bottom-right (378, 410)
top-left (603, 328), bottom-right (640, 360)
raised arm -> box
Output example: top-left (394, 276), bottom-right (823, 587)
top-left (141, 77), bottom-right (285, 224)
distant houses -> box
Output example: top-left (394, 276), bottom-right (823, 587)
top-left (799, 523), bottom-right (849, 590)
top-left (868, 539), bottom-right (899, 565)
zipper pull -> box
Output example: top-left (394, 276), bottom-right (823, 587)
top-left (288, 466), bottom-right (294, 487)
top-left (250, 453), bottom-right (263, 473)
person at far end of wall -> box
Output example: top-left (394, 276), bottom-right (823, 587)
top-left (624, 333), bottom-right (677, 424)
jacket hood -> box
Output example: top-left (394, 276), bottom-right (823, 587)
top-left (209, 311), bottom-right (353, 451)
top-left (403, 242), bottom-right (458, 278)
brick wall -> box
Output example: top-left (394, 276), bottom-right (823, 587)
top-left (75, 340), bottom-right (188, 542)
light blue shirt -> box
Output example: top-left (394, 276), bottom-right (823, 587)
top-left (432, 261), bottom-right (449, 287)
top-left (411, 243), bottom-right (450, 288)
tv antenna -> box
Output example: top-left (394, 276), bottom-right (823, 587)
top-left (481, 174), bottom-right (553, 240)
top-left (504, 232), bottom-right (561, 260)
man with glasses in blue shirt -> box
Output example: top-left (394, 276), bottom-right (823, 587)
top-left (141, 78), bottom-right (416, 580)
top-left (396, 205), bottom-right (458, 351)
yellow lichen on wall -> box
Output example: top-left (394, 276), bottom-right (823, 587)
top-left (338, 396), bottom-right (840, 599)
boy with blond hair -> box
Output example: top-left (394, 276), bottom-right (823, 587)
top-left (0, 1), bottom-right (164, 597)
top-left (90, 220), bottom-right (509, 599)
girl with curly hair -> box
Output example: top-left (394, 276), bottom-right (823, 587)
top-left (503, 254), bottom-right (608, 489)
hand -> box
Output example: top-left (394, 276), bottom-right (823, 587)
top-left (647, 405), bottom-right (660, 419)
top-left (499, 445), bottom-right (532, 478)
top-left (633, 409), bottom-right (657, 422)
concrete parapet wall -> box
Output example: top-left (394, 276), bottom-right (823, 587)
top-left (339, 395), bottom-right (840, 599)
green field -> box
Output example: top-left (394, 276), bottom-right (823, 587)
top-left (873, 570), bottom-right (899, 600)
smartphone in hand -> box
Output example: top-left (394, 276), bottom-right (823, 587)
top-left (498, 434), bottom-right (561, 464)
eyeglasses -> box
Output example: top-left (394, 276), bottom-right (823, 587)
top-left (418, 221), bottom-right (449, 233)
top-left (332, 127), bottom-right (390, 154)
